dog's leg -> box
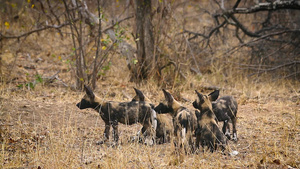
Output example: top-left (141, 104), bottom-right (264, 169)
top-left (163, 126), bottom-right (167, 143)
top-left (187, 131), bottom-right (194, 153)
top-left (97, 121), bottom-right (110, 145)
top-left (209, 141), bottom-right (215, 153)
top-left (223, 112), bottom-right (231, 140)
top-left (223, 120), bottom-right (231, 140)
top-left (112, 120), bottom-right (119, 143)
top-left (104, 121), bottom-right (110, 141)
top-left (232, 117), bottom-right (237, 142)
top-left (143, 122), bottom-right (155, 146)
top-left (195, 129), bottom-right (201, 149)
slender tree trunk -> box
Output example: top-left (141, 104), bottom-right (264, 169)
top-left (91, 0), bottom-right (102, 90)
top-left (135, 0), bottom-right (155, 82)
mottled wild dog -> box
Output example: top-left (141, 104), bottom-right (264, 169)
top-left (154, 89), bottom-right (197, 152)
top-left (76, 85), bottom-right (157, 144)
top-left (132, 88), bottom-right (173, 144)
top-left (193, 90), bottom-right (227, 152)
top-left (193, 90), bottom-right (238, 141)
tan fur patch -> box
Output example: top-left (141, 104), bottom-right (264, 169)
top-left (172, 100), bottom-right (182, 113)
top-left (199, 113), bottom-right (217, 127)
top-left (94, 95), bottom-right (104, 105)
top-left (202, 96), bottom-right (213, 111)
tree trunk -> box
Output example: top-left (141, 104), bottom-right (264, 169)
top-left (135, 0), bottom-right (155, 82)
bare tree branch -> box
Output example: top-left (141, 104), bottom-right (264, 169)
top-left (229, 0), bottom-right (300, 14)
top-left (182, 20), bottom-right (226, 41)
top-left (221, 29), bottom-right (300, 58)
top-left (233, 0), bottom-right (242, 9)
top-left (248, 61), bottom-right (300, 76)
top-left (183, 0), bottom-right (300, 41)
top-left (102, 15), bottom-right (134, 33)
top-left (0, 19), bottom-right (79, 41)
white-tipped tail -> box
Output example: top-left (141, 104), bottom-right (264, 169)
top-left (151, 109), bottom-right (157, 131)
top-left (181, 127), bottom-right (186, 144)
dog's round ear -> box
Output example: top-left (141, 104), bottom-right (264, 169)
top-left (84, 85), bottom-right (95, 100)
top-left (162, 89), bottom-right (174, 105)
top-left (208, 90), bottom-right (219, 101)
top-left (195, 90), bottom-right (207, 105)
top-left (195, 90), bottom-right (203, 99)
top-left (133, 87), bottom-right (145, 101)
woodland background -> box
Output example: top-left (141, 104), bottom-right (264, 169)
top-left (0, 0), bottom-right (299, 168)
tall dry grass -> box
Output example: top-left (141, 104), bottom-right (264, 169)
top-left (0, 67), bottom-right (299, 168)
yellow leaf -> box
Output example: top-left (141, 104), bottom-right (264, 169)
top-left (102, 46), bottom-right (107, 50)
top-left (27, 0), bottom-right (31, 3)
top-left (31, 4), bottom-right (34, 8)
top-left (4, 22), bottom-right (9, 29)
top-left (58, 56), bottom-right (62, 60)
top-left (11, 3), bottom-right (17, 8)
top-left (100, 39), bottom-right (105, 42)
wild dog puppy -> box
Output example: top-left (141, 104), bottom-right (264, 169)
top-left (76, 85), bottom-right (157, 144)
top-left (193, 90), bottom-right (238, 141)
top-left (154, 89), bottom-right (197, 152)
top-left (132, 88), bottom-right (173, 144)
top-left (193, 90), bottom-right (227, 152)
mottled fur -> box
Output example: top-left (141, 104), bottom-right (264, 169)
top-left (132, 88), bottom-right (173, 144)
top-left (193, 90), bottom-right (227, 152)
top-left (76, 85), bottom-right (156, 144)
top-left (154, 89), bottom-right (197, 152)
top-left (193, 90), bottom-right (238, 141)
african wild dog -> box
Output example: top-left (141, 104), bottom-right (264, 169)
top-left (193, 90), bottom-right (227, 152)
top-left (154, 89), bottom-right (197, 152)
top-left (193, 90), bottom-right (238, 141)
top-left (76, 85), bottom-right (157, 144)
top-left (132, 88), bottom-right (173, 144)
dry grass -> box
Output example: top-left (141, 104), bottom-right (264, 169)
top-left (0, 60), bottom-right (299, 168)
top-left (1, 39), bottom-right (300, 169)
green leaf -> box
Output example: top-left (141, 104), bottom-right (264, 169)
top-left (26, 82), bottom-right (35, 89)
top-left (35, 74), bottom-right (43, 83)
top-left (17, 84), bottom-right (23, 88)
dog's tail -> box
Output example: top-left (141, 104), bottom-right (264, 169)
top-left (180, 115), bottom-right (190, 146)
top-left (151, 109), bottom-right (157, 131)
top-left (181, 127), bottom-right (186, 144)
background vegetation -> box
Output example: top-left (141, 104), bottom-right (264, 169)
top-left (0, 0), bottom-right (299, 168)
